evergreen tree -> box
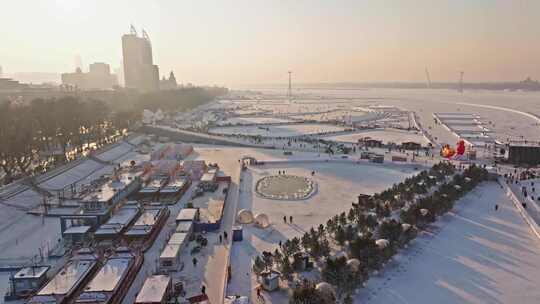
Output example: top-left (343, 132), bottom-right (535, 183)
top-left (253, 256), bottom-right (265, 276)
top-left (322, 257), bottom-right (358, 299)
top-left (335, 225), bottom-right (346, 246)
top-left (290, 279), bottom-right (330, 304)
top-left (262, 251), bottom-right (274, 271)
top-left (280, 255), bottom-right (294, 278)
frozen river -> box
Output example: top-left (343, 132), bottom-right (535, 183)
top-left (239, 87), bottom-right (540, 144)
top-left (209, 123), bottom-right (347, 137)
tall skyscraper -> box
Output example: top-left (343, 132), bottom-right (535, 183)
top-left (122, 26), bottom-right (160, 92)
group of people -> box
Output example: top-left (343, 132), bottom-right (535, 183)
top-left (283, 215), bottom-right (294, 224)
top-left (218, 231), bottom-right (228, 243)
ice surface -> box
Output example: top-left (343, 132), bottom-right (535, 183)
top-left (217, 116), bottom-right (294, 126)
top-left (323, 128), bottom-right (430, 145)
top-left (209, 123), bottom-right (347, 137)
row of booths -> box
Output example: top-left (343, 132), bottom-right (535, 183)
top-left (158, 208), bottom-right (199, 272)
top-left (26, 247), bottom-right (143, 304)
top-left (63, 202), bottom-right (170, 252)
top-left (156, 173), bottom-right (232, 271)
top-left (137, 175), bottom-right (191, 204)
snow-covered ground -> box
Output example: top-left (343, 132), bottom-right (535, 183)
top-left (227, 160), bottom-right (420, 300)
top-left (208, 123), bottom-right (347, 137)
top-left (0, 137), bottom-right (146, 265)
top-left (323, 129), bottom-right (430, 145)
top-left (216, 116), bottom-right (295, 126)
top-left (95, 141), bottom-right (135, 162)
top-left (354, 182), bottom-right (540, 304)
top-left (288, 109), bottom-right (379, 123)
top-left (4, 87), bottom-right (540, 303)
top-left (509, 178), bottom-right (540, 226)
top-left (228, 88), bottom-right (540, 145)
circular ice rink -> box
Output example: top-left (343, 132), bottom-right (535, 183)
top-left (255, 175), bottom-right (317, 200)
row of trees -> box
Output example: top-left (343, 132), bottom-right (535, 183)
top-left (0, 97), bottom-right (134, 183)
top-left (135, 86), bottom-right (228, 112)
top-left (0, 87), bottom-right (229, 185)
top-left (281, 162), bottom-right (489, 303)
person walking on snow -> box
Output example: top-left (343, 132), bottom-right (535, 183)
top-left (256, 286), bottom-right (265, 303)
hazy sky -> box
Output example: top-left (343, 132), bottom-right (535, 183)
top-left (2, 0), bottom-right (540, 86)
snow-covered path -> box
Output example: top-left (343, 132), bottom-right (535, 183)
top-left (355, 182), bottom-right (540, 304)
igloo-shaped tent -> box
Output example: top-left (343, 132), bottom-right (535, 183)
top-left (237, 209), bottom-right (254, 224)
top-left (401, 223), bottom-right (412, 232)
top-left (254, 213), bottom-right (270, 228)
top-left (346, 258), bottom-right (361, 272)
top-left (315, 282), bottom-right (336, 299)
top-left (375, 239), bottom-right (389, 249)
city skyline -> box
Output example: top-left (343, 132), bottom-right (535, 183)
top-left (2, 0), bottom-right (540, 86)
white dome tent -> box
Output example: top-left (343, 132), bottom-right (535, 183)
top-left (401, 223), bottom-right (412, 232)
top-left (315, 282), bottom-right (336, 300)
top-left (376, 239), bottom-right (389, 249)
top-left (237, 209), bottom-right (254, 224)
top-left (254, 213), bottom-right (270, 228)
top-left (346, 258), bottom-right (361, 272)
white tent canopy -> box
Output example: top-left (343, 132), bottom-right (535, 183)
top-left (376, 239), bottom-right (390, 249)
top-left (237, 209), bottom-right (254, 224)
top-left (254, 213), bottom-right (270, 228)
top-left (402, 223), bottom-right (412, 231)
top-left (315, 282), bottom-right (336, 298)
top-left (347, 258), bottom-right (361, 272)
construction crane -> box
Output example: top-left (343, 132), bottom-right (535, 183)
top-left (425, 68), bottom-right (432, 89)
top-left (142, 29), bottom-right (151, 42)
top-left (459, 71), bottom-right (464, 93)
top-left (288, 71), bottom-right (292, 102)
top-left (130, 24), bottom-right (137, 35)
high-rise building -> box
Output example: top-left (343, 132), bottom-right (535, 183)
top-left (61, 63), bottom-right (118, 90)
top-left (122, 26), bottom-right (160, 92)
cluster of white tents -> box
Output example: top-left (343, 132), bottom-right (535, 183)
top-left (237, 209), bottom-right (270, 228)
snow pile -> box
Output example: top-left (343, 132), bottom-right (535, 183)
top-left (142, 108), bottom-right (165, 124)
